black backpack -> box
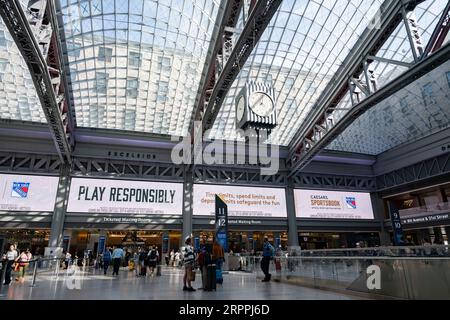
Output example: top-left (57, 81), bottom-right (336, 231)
top-left (149, 250), bottom-right (157, 261)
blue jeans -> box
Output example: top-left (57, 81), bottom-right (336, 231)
top-left (216, 258), bottom-right (223, 271)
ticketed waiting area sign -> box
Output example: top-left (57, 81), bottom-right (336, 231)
top-left (294, 189), bottom-right (374, 219)
top-left (67, 178), bottom-right (183, 215)
top-left (0, 174), bottom-right (59, 212)
top-left (193, 184), bottom-right (287, 217)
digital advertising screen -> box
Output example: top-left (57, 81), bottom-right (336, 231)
top-left (67, 178), bottom-right (183, 215)
top-left (294, 189), bottom-right (374, 219)
top-left (0, 174), bottom-right (59, 212)
top-left (193, 184), bottom-right (287, 218)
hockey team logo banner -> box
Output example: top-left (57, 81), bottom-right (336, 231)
top-left (0, 174), bottom-right (59, 212)
top-left (346, 197), bottom-right (357, 209)
top-left (294, 189), bottom-right (374, 220)
top-left (11, 182), bottom-right (30, 198)
top-left (66, 178), bottom-right (183, 215)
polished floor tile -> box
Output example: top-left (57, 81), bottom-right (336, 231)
top-left (0, 267), bottom-right (360, 300)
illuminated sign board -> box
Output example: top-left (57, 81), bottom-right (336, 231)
top-left (294, 189), bottom-right (374, 219)
top-left (193, 184), bottom-right (287, 218)
top-left (0, 174), bottom-right (59, 212)
top-left (67, 178), bottom-right (183, 215)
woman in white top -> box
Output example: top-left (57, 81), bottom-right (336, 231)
top-left (3, 245), bottom-right (18, 285)
top-left (182, 237), bottom-right (196, 292)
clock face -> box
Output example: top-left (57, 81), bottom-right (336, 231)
top-left (249, 92), bottom-right (273, 117)
top-left (236, 96), bottom-right (245, 122)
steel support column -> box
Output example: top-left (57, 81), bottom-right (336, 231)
top-left (0, 0), bottom-right (72, 164)
top-left (48, 165), bottom-right (70, 250)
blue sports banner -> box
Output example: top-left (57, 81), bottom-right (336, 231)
top-left (215, 195), bottom-right (228, 252)
top-left (389, 201), bottom-right (404, 246)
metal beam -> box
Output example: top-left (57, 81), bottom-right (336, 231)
top-left (288, 0), bottom-right (424, 165)
top-left (189, 0), bottom-right (241, 134)
top-left (0, 0), bottom-right (72, 164)
top-left (366, 55), bottom-right (414, 68)
top-left (288, 42), bottom-right (450, 177)
top-left (201, 0), bottom-right (283, 132)
top-left (421, 0), bottom-right (450, 59)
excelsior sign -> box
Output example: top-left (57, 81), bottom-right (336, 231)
top-left (0, 174), bottom-right (59, 212)
top-left (67, 178), bottom-right (183, 215)
top-left (294, 189), bottom-right (374, 219)
top-left (193, 184), bottom-right (287, 218)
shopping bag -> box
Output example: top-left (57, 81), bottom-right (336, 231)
top-left (189, 269), bottom-right (196, 282)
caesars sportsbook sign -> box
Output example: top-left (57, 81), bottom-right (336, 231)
top-left (67, 178), bottom-right (183, 215)
top-left (294, 189), bottom-right (374, 219)
top-left (0, 174), bottom-right (59, 212)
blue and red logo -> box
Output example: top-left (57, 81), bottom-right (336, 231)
top-left (345, 197), bottom-right (356, 209)
top-left (11, 182), bottom-right (30, 198)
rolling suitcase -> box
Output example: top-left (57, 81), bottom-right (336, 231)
top-left (205, 264), bottom-right (216, 291)
top-left (156, 265), bottom-right (161, 276)
top-left (216, 268), bottom-right (223, 284)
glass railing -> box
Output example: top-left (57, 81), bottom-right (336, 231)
top-left (399, 201), bottom-right (450, 218)
top-left (236, 246), bottom-right (450, 299)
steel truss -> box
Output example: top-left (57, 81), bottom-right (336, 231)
top-left (200, 0), bottom-right (282, 133)
top-left (377, 152), bottom-right (450, 191)
top-left (71, 158), bottom-right (184, 181)
top-left (0, 151), bottom-right (61, 174)
top-left (288, 0), bottom-right (428, 175)
top-left (293, 173), bottom-right (377, 191)
top-left (288, 38), bottom-right (450, 177)
top-left (0, 0), bottom-right (72, 164)
top-left (193, 166), bottom-right (287, 187)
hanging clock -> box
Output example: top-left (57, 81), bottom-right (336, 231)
top-left (235, 81), bottom-right (277, 131)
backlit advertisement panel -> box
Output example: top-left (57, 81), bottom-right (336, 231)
top-left (294, 189), bottom-right (374, 219)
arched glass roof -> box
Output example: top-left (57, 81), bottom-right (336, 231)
top-left (0, 0), bottom-right (46, 123)
top-left (58, 0), bottom-right (221, 136)
top-left (0, 0), bottom-right (448, 157)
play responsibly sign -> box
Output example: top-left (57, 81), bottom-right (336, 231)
top-left (67, 178), bottom-right (183, 215)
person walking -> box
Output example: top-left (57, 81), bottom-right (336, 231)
top-left (2, 245), bottom-right (18, 285)
top-left (138, 247), bottom-right (147, 277)
top-left (111, 246), bottom-right (124, 276)
top-left (261, 237), bottom-right (275, 282)
top-left (15, 248), bottom-right (32, 283)
top-left (102, 247), bottom-right (112, 275)
top-left (169, 249), bottom-right (175, 267)
top-left (182, 237), bottom-right (196, 292)
top-left (147, 245), bottom-right (159, 276)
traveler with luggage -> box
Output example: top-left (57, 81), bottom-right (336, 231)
top-left (111, 246), bottom-right (124, 276)
top-left (147, 246), bottom-right (159, 276)
top-left (212, 240), bottom-right (225, 284)
top-left (261, 237), bottom-right (275, 282)
top-left (102, 247), bottom-right (112, 275)
top-left (182, 236), bottom-right (196, 292)
top-left (139, 247), bottom-right (148, 277)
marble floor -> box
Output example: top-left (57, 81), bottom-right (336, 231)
top-left (0, 266), bottom-right (361, 300)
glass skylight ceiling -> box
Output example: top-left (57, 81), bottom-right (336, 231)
top-left (0, 10), bottom-right (46, 123)
top-left (209, 0), bottom-right (384, 145)
top-left (327, 0), bottom-right (449, 128)
top-left (58, 0), bottom-right (220, 136)
top-left (327, 60), bottom-right (450, 155)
